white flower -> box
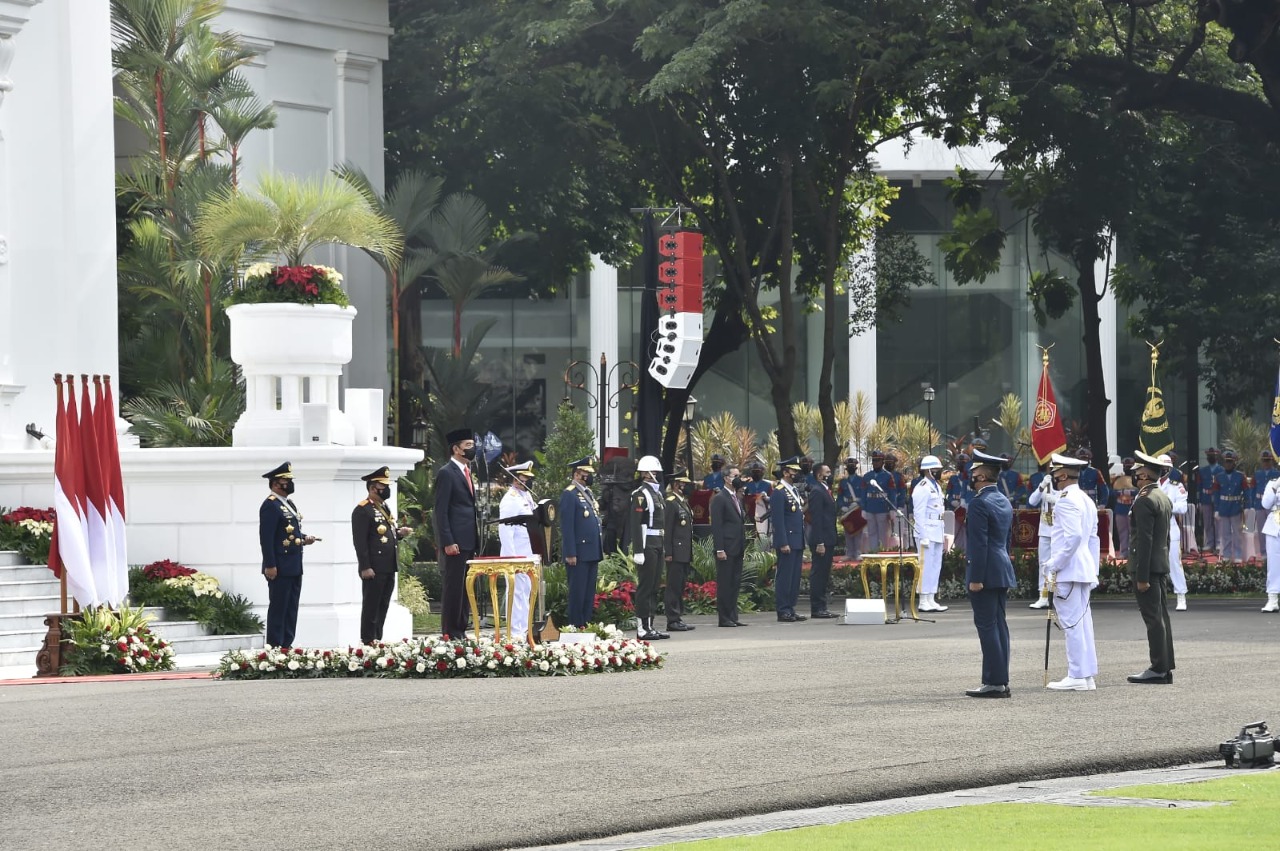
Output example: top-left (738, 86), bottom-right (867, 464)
top-left (244, 261), bottom-right (273, 280)
top-left (486, 660), bottom-right (497, 670)
top-left (455, 659), bottom-right (467, 670)
top-left (315, 660), bottom-right (326, 670)
top-left (287, 660), bottom-right (300, 671)
top-left (100, 644), bottom-right (109, 653)
top-left (434, 646), bottom-right (449, 656)
top-left (259, 661), bottom-right (269, 671)
top-left (538, 660), bottom-right (550, 672)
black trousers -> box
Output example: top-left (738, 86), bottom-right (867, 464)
top-left (635, 541), bottom-right (663, 620)
top-left (809, 547), bottom-right (833, 614)
top-left (360, 572), bottom-right (397, 644)
top-left (971, 587), bottom-right (1010, 687)
top-left (266, 574), bottom-right (302, 647)
top-left (440, 550), bottom-right (473, 639)
top-left (716, 548), bottom-right (744, 625)
top-left (665, 558), bottom-right (689, 625)
top-left (1135, 577), bottom-right (1175, 673)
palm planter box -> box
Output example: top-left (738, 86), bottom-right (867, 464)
top-left (226, 302), bottom-right (357, 447)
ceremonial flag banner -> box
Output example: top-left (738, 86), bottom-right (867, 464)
top-left (1031, 350), bottom-right (1067, 465)
top-left (79, 377), bottom-right (114, 603)
top-left (97, 376), bottom-right (129, 601)
top-left (1139, 344), bottom-right (1174, 458)
top-left (1271, 360), bottom-right (1280, 459)
top-left (50, 375), bottom-right (97, 606)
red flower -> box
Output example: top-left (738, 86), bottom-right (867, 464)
top-left (294, 647), bottom-right (304, 655)
top-left (363, 659), bottom-right (373, 669)
top-left (436, 660), bottom-right (448, 671)
top-left (355, 648), bottom-right (364, 658)
top-left (454, 646), bottom-right (465, 657)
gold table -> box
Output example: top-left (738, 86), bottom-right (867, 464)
top-left (465, 556), bottom-right (542, 646)
top-left (857, 552), bottom-right (921, 622)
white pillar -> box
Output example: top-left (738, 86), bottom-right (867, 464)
top-left (589, 255), bottom-right (620, 450)
top-left (1096, 232), bottom-right (1117, 455)
top-left (848, 234), bottom-right (877, 457)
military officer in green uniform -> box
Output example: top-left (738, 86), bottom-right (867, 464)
top-left (352, 466), bottom-right (413, 645)
top-left (663, 470), bottom-right (697, 632)
top-left (258, 462), bottom-right (317, 647)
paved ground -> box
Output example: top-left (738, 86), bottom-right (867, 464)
top-left (2, 597), bottom-right (1278, 851)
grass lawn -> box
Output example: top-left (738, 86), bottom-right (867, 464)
top-left (652, 772), bottom-right (1280, 850)
top-left (411, 612), bottom-right (440, 634)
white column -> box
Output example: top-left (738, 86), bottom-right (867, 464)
top-left (1096, 232), bottom-right (1117, 454)
top-left (589, 255), bottom-right (620, 450)
top-left (805, 309), bottom-right (822, 405)
top-left (848, 235), bottom-right (877, 456)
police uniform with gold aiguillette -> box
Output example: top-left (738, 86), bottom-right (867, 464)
top-left (353, 466), bottom-right (406, 645)
top-left (663, 473), bottom-right (696, 632)
top-left (259, 461), bottom-right (306, 647)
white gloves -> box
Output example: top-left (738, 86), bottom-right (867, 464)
top-left (633, 553), bottom-right (646, 566)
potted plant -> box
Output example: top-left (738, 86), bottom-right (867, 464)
top-left (194, 173), bottom-right (402, 445)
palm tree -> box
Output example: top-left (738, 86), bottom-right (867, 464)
top-left (195, 172), bottom-right (402, 268)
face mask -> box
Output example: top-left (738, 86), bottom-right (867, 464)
top-left (375, 485), bottom-right (390, 500)
top-left (751, 471), bottom-right (763, 481)
top-left (801, 464), bottom-right (813, 474)
top-left (711, 461), bottom-right (723, 471)
top-left (681, 483), bottom-right (694, 496)
top-left (823, 476), bottom-right (833, 486)
top-left (282, 480), bottom-right (295, 495)
top-left (845, 466), bottom-right (856, 475)
top-left (582, 474), bottom-right (594, 488)
top-left (462, 447), bottom-right (476, 461)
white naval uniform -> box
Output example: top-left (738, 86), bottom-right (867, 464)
top-left (911, 475), bottom-right (945, 594)
top-left (1261, 480), bottom-right (1280, 594)
top-left (1159, 476), bottom-right (1189, 595)
top-left (1027, 481), bottom-right (1057, 592)
top-left (498, 485), bottom-right (537, 634)
top-left (1045, 483), bottom-right (1099, 680)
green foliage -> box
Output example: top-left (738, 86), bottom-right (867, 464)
top-left (1027, 269), bottom-right (1076, 326)
top-left (396, 573), bottom-right (432, 617)
top-left (1222, 411), bottom-right (1269, 475)
top-left (127, 565), bottom-right (262, 634)
top-left (939, 208), bottom-right (1006, 286)
top-left (535, 402), bottom-right (598, 504)
top-left (121, 359), bottom-right (244, 447)
top-left (202, 594), bottom-right (264, 636)
top-left (397, 467), bottom-right (437, 558)
top-left (401, 562), bottom-right (443, 609)
top-left (873, 229), bottom-right (935, 327)
top-left (418, 319), bottom-right (512, 460)
top-left (60, 605), bottom-right (176, 676)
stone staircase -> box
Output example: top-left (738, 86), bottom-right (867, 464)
top-left (0, 551), bottom-right (262, 670)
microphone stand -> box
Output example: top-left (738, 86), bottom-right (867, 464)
top-left (885, 496), bottom-right (934, 624)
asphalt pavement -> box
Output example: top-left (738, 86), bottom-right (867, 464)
top-left (2, 597), bottom-right (1278, 851)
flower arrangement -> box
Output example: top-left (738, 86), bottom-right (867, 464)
top-left (0, 506), bottom-right (55, 565)
top-left (682, 581), bottom-right (719, 615)
top-left (142, 558), bottom-right (196, 581)
top-left (165, 572), bottom-right (224, 599)
top-left (129, 560), bottom-right (261, 636)
top-left (60, 605), bottom-right (176, 676)
top-left (215, 633), bottom-right (665, 681)
top-left (593, 580), bottom-right (637, 627)
top-left (225, 262), bottom-right (350, 307)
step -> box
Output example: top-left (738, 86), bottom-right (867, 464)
top-left (165, 632), bottom-right (263, 656)
top-left (0, 611), bottom-right (55, 634)
top-left (0, 628), bottom-right (45, 651)
top-left (0, 551), bottom-right (25, 567)
top-left (0, 644), bottom-right (42, 669)
top-left (0, 578), bottom-right (62, 599)
top-left (148, 620), bottom-right (207, 641)
top-left (0, 595), bottom-right (61, 617)
top-left (0, 564), bottom-right (60, 583)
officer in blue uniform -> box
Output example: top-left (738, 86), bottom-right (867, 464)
top-left (258, 462), bottom-right (316, 647)
top-left (964, 450), bottom-right (1016, 698)
top-left (559, 457), bottom-right (603, 627)
top-left (863, 450), bottom-right (895, 552)
top-left (1196, 447), bottom-right (1223, 553)
top-left (1027, 461), bottom-right (1049, 494)
top-left (770, 456), bottom-right (807, 622)
top-left (946, 454), bottom-right (974, 553)
top-left (837, 458), bottom-right (864, 559)
top-left (1254, 450), bottom-right (1280, 555)
top-left (1111, 457), bottom-right (1138, 559)
top-left (885, 454), bottom-right (909, 547)
top-left (1076, 447), bottom-right (1111, 508)
top-left (745, 463), bottom-right (772, 497)
top-left (702, 454), bottom-right (726, 492)
top-left (1214, 449), bottom-right (1247, 562)
top-left (998, 454), bottom-right (1025, 507)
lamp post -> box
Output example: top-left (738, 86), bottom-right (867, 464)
top-left (684, 396), bottom-right (697, 479)
top-left (411, 415), bottom-right (428, 451)
top-left (563, 353), bottom-right (639, 459)
top-left (923, 385), bottom-right (935, 436)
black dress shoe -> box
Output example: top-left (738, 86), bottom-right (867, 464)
top-left (1126, 670), bottom-right (1173, 684)
top-left (965, 685), bottom-right (1011, 698)
top-left (717, 622), bottom-right (739, 628)
top-left (666, 622), bottom-right (695, 631)
top-left (791, 613), bottom-right (807, 621)
top-left (777, 613), bottom-right (798, 622)
top-left (733, 621), bottom-right (748, 627)
top-left (811, 611), bottom-right (839, 619)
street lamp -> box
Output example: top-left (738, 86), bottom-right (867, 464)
top-left (923, 386), bottom-right (935, 435)
top-left (684, 396), bottom-right (697, 479)
top-left (411, 415), bottom-right (428, 450)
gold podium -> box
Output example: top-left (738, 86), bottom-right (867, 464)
top-left (465, 556), bottom-right (542, 646)
top-left (857, 552), bottom-right (921, 622)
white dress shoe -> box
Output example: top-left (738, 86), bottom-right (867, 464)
top-left (1046, 676), bottom-right (1091, 691)
top-left (1086, 677), bottom-right (1096, 690)
top-left (1175, 594), bottom-right (1187, 611)
top-left (1262, 594), bottom-right (1279, 613)
top-left (1029, 597), bottom-right (1049, 609)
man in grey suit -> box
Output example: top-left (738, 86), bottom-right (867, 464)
top-left (1128, 451), bottom-right (1175, 684)
top-left (710, 476), bottom-right (748, 627)
top-left (964, 450), bottom-right (1016, 698)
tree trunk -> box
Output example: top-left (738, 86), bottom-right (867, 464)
top-left (1184, 355), bottom-right (1200, 480)
top-left (400, 283), bottom-right (426, 447)
top-left (391, 269), bottom-right (401, 446)
top-left (1075, 254), bottom-right (1111, 481)
top-left (758, 156), bottom-right (800, 458)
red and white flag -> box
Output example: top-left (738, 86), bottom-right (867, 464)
top-left (97, 376), bottom-right (128, 603)
top-left (1031, 352), bottom-right (1067, 466)
top-left (49, 375), bottom-right (98, 606)
top-left (79, 376), bottom-right (115, 605)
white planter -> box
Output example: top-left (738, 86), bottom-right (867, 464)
top-left (226, 303), bottom-right (358, 447)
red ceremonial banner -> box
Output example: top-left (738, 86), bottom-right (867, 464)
top-left (1031, 356), bottom-right (1067, 465)
top-left (689, 488), bottom-right (713, 523)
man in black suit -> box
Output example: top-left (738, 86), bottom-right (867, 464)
top-left (353, 466), bottom-right (413, 645)
top-left (806, 464), bottom-right (839, 618)
top-left (964, 450), bottom-right (1016, 698)
top-left (710, 476), bottom-right (748, 627)
top-left (434, 427), bottom-right (479, 639)
top-left (1128, 451), bottom-right (1176, 684)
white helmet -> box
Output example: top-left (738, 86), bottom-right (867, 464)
top-left (920, 455), bottom-right (943, 471)
top-left (637, 455), bottom-right (664, 473)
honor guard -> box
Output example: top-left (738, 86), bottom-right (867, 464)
top-left (559, 457), bottom-right (603, 628)
top-left (663, 471), bottom-right (696, 632)
top-left (703, 454), bottom-right (726, 492)
top-left (912, 455), bottom-right (949, 612)
top-left (997, 454), bottom-right (1025, 507)
top-left (863, 451), bottom-right (895, 552)
top-left (1027, 460), bottom-right (1057, 609)
top-left (498, 462), bottom-right (539, 638)
top-left (1127, 451), bottom-right (1176, 684)
top-left (745, 463), bottom-right (773, 544)
top-left (352, 466), bottom-right (412, 645)
top-left (1075, 447), bottom-right (1110, 508)
top-left (1259, 469), bottom-right (1280, 612)
top-left (837, 458), bottom-right (864, 560)
top-left (946, 454), bottom-right (974, 554)
top-left (1196, 447), bottom-right (1223, 553)
top-left (1253, 451), bottom-right (1279, 557)
top-left (1044, 454), bottom-right (1100, 692)
top-left (1112, 457), bottom-right (1138, 559)
top-left (885, 455), bottom-right (908, 548)
top-left (771, 456), bottom-right (807, 621)
top-left (1214, 449), bottom-right (1248, 563)
top-left (1156, 454), bottom-right (1190, 610)
top-left (628, 455), bottom-right (668, 640)
top-left (258, 462), bottom-right (316, 647)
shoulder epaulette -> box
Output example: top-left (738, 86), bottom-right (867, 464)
top-left (267, 494), bottom-right (277, 501)
top-left (358, 499), bottom-right (369, 506)
top-left (665, 495), bottom-right (675, 502)
top-left (564, 485), bottom-right (574, 492)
